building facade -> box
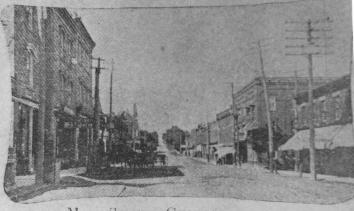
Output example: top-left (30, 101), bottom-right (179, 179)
top-left (44, 7), bottom-right (95, 169)
top-left (233, 77), bottom-right (335, 164)
top-left (2, 5), bottom-right (43, 177)
top-left (2, 5), bottom-right (95, 186)
top-left (280, 74), bottom-right (353, 177)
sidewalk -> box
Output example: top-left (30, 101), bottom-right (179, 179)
top-left (186, 155), bottom-right (354, 184)
top-left (14, 167), bottom-right (87, 188)
top-left (278, 170), bottom-right (354, 184)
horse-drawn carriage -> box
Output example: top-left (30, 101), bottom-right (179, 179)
top-left (155, 151), bottom-right (168, 166)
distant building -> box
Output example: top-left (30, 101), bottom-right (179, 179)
top-left (163, 126), bottom-right (185, 152)
top-left (215, 108), bottom-right (234, 164)
top-left (280, 74), bottom-right (354, 177)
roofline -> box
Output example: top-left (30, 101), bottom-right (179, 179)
top-left (233, 76), bottom-right (337, 99)
top-left (295, 74), bottom-right (349, 104)
top-left (55, 8), bottom-right (95, 49)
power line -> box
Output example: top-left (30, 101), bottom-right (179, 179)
top-left (68, 0), bottom-right (309, 10)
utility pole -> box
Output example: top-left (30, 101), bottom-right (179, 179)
top-left (108, 59), bottom-right (114, 154)
top-left (207, 122), bottom-right (210, 162)
top-left (89, 57), bottom-right (105, 174)
top-left (179, 132), bottom-right (182, 154)
top-left (257, 41), bottom-right (274, 172)
top-left (230, 83), bottom-right (239, 166)
top-left (285, 17), bottom-right (332, 180)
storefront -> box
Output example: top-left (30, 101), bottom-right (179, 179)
top-left (55, 106), bottom-right (92, 169)
top-left (12, 97), bottom-right (39, 176)
top-left (279, 124), bottom-right (354, 177)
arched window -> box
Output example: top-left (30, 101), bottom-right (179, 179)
top-left (59, 26), bottom-right (65, 54)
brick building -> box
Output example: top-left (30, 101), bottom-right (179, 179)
top-left (215, 108), bottom-right (234, 163)
top-left (232, 77), bottom-right (334, 164)
top-left (2, 5), bottom-right (44, 178)
top-left (280, 74), bottom-right (354, 177)
top-left (43, 7), bottom-right (95, 169)
top-left (2, 5), bottom-right (95, 186)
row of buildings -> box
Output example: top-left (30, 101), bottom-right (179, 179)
top-left (2, 5), bottom-right (96, 187)
top-left (185, 75), bottom-right (354, 176)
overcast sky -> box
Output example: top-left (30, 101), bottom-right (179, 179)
top-left (72, 0), bottom-right (351, 136)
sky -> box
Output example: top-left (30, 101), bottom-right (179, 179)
top-left (70, 0), bottom-right (352, 136)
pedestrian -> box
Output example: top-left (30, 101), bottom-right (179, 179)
top-left (273, 150), bottom-right (279, 174)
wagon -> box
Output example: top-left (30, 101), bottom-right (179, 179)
top-left (156, 152), bottom-right (168, 166)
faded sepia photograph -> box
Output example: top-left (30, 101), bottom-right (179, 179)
top-left (0, 0), bottom-right (353, 210)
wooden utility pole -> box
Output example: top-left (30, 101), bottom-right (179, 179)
top-left (89, 57), bottom-right (104, 174)
top-left (231, 83), bottom-right (239, 166)
top-left (285, 17), bottom-right (332, 180)
top-left (207, 122), bottom-right (210, 162)
top-left (108, 59), bottom-right (114, 154)
top-left (257, 41), bottom-right (274, 172)
top-left (179, 132), bottom-right (182, 154)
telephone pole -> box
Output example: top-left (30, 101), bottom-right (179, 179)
top-left (285, 17), bottom-right (332, 180)
top-left (88, 57), bottom-right (105, 174)
top-left (257, 41), bottom-right (274, 172)
top-left (230, 83), bottom-right (239, 166)
top-left (108, 59), bottom-right (114, 154)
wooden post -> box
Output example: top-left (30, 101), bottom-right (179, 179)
top-left (257, 41), bottom-right (274, 172)
top-left (89, 57), bottom-right (102, 174)
top-left (108, 59), bottom-right (114, 154)
top-left (306, 20), bottom-right (317, 180)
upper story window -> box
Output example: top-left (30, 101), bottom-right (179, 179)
top-left (25, 7), bottom-right (34, 31)
top-left (269, 96), bottom-right (276, 111)
top-left (334, 95), bottom-right (342, 121)
top-left (59, 26), bottom-right (65, 53)
top-left (60, 73), bottom-right (67, 90)
top-left (246, 107), bottom-right (251, 115)
top-left (25, 48), bottom-right (35, 87)
top-left (320, 98), bottom-right (327, 123)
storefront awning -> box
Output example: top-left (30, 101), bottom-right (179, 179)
top-left (279, 124), bottom-right (353, 151)
top-left (215, 146), bottom-right (235, 158)
top-left (331, 124), bottom-right (354, 148)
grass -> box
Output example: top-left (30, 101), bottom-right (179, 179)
top-left (80, 166), bottom-right (184, 180)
